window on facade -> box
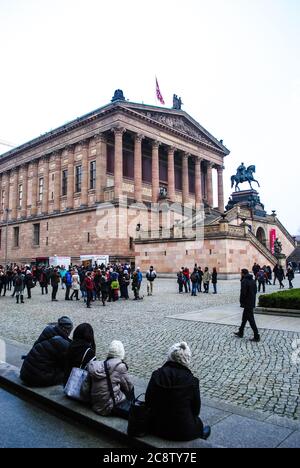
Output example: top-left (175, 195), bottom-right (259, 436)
top-left (18, 185), bottom-right (23, 208)
top-left (142, 157), bottom-right (152, 183)
top-left (90, 161), bottom-right (96, 189)
top-left (13, 227), bottom-right (19, 248)
top-left (62, 169), bottom-right (68, 196)
top-left (39, 178), bottom-right (44, 202)
top-left (33, 223), bottom-right (40, 246)
top-left (2, 190), bottom-right (5, 210)
top-left (75, 165), bottom-right (82, 193)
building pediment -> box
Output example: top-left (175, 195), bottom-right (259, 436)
top-left (122, 103), bottom-right (229, 155)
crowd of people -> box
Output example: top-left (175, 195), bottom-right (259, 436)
top-left (20, 316), bottom-right (211, 442)
top-left (176, 265), bottom-right (218, 295)
top-left (251, 262), bottom-right (295, 292)
top-left (0, 263), bottom-right (157, 307)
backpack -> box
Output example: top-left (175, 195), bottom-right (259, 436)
top-left (15, 276), bottom-right (23, 287)
top-left (257, 270), bottom-right (265, 281)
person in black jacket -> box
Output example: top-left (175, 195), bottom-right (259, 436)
top-left (64, 323), bottom-right (96, 386)
top-left (234, 269), bottom-right (260, 342)
top-left (20, 316), bottom-right (73, 387)
top-left (145, 342), bottom-right (211, 441)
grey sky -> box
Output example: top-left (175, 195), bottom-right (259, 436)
top-left (0, 0), bottom-right (299, 234)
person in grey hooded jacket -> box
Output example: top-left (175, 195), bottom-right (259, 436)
top-left (88, 340), bottom-right (134, 418)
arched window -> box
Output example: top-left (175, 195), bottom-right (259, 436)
top-left (256, 227), bottom-right (266, 246)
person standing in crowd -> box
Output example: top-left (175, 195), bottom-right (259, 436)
top-left (277, 265), bottom-right (285, 289)
top-left (202, 267), bottom-right (211, 293)
top-left (146, 266), bottom-right (157, 296)
top-left (234, 268), bottom-right (260, 342)
top-left (84, 272), bottom-right (94, 308)
top-left (145, 342), bottom-right (211, 441)
top-left (15, 269), bottom-right (25, 304)
top-left (266, 265), bottom-right (272, 285)
top-left (286, 266), bottom-right (294, 289)
top-left (39, 267), bottom-right (49, 295)
top-left (177, 269), bottom-right (185, 294)
top-left (88, 340), bottom-right (134, 419)
top-left (190, 268), bottom-right (199, 296)
top-left (252, 262), bottom-right (260, 281)
top-left (120, 269), bottom-right (130, 300)
top-left (136, 267), bottom-right (143, 294)
top-left (0, 268), bottom-right (7, 297)
top-left (60, 266), bottom-right (67, 290)
top-left (273, 263), bottom-right (279, 285)
top-left (132, 270), bottom-right (142, 300)
top-left (64, 269), bottom-right (72, 301)
top-left (100, 272), bottom-right (109, 306)
top-left (64, 323), bottom-right (96, 386)
top-left (70, 269), bottom-right (80, 301)
top-left (50, 268), bottom-right (60, 301)
top-left (183, 267), bottom-right (191, 293)
top-left (211, 267), bottom-right (218, 294)
top-left (256, 267), bottom-right (267, 293)
top-left (197, 266), bottom-right (203, 293)
top-left (24, 269), bottom-right (35, 299)
top-left (20, 316), bottom-right (73, 387)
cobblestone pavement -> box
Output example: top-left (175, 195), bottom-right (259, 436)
top-left (0, 275), bottom-right (299, 420)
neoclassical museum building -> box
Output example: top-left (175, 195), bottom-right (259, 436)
top-left (0, 91), bottom-right (295, 276)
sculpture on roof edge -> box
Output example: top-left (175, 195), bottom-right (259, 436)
top-left (111, 89), bottom-right (125, 102)
top-left (172, 94), bottom-right (182, 110)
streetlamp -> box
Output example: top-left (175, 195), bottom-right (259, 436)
top-left (4, 208), bottom-right (10, 266)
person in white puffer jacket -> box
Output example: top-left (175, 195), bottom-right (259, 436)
top-left (88, 340), bottom-right (134, 419)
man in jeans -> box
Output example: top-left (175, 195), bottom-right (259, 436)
top-left (146, 266), bottom-right (157, 296)
top-left (234, 269), bottom-right (260, 342)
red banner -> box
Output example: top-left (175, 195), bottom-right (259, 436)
top-left (270, 228), bottom-right (276, 254)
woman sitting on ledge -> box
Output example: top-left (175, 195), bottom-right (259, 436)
top-left (145, 342), bottom-right (211, 441)
top-left (88, 340), bottom-right (134, 419)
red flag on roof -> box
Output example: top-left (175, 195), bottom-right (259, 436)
top-left (155, 77), bottom-right (165, 105)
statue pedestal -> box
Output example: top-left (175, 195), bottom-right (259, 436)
top-left (226, 189), bottom-right (266, 217)
top-left (276, 253), bottom-right (286, 268)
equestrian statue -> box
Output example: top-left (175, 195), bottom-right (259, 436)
top-left (231, 162), bottom-right (260, 191)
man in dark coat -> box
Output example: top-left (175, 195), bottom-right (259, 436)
top-left (234, 269), bottom-right (260, 342)
top-left (145, 342), bottom-right (210, 441)
top-left (20, 316), bottom-right (73, 387)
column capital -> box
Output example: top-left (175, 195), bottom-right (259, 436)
top-left (135, 134), bottom-right (145, 143)
top-left (167, 145), bottom-right (176, 154)
top-left (80, 139), bottom-right (90, 149)
top-left (112, 125), bottom-right (126, 136)
top-left (41, 155), bottom-right (50, 163)
top-left (217, 164), bottom-right (225, 171)
top-left (183, 152), bottom-right (191, 161)
top-left (19, 163), bottom-right (28, 171)
top-left (194, 155), bottom-right (203, 164)
top-left (30, 160), bottom-right (39, 168)
top-left (152, 140), bottom-right (161, 149)
top-left (65, 144), bottom-right (75, 153)
top-left (94, 133), bottom-right (106, 143)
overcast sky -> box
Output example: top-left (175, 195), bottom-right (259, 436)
top-left (0, 0), bottom-right (299, 234)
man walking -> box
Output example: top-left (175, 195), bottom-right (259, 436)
top-left (234, 268), bottom-right (260, 342)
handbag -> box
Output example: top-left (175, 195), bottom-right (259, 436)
top-left (64, 348), bottom-right (93, 402)
top-left (127, 393), bottom-right (150, 437)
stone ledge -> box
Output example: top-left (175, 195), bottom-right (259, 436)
top-left (0, 362), bottom-right (216, 449)
top-left (255, 307), bottom-right (300, 317)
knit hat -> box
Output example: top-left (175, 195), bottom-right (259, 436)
top-left (107, 340), bottom-right (125, 360)
top-left (57, 316), bottom-right (73, 331)
top-left (167, 341), bottom-right (191, 367)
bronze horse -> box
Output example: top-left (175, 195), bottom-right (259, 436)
top-left (231, 165), bottom-right (260, 191)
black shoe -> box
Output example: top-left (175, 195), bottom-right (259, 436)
top-left (234, 332), bottom-right (243, 338)
top-left (202, 426), bottom-right (211, 440)
top-left (250, 336), bottom-right (260, 342)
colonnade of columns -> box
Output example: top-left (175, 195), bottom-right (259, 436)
top-left (0, 128), bottom-right (225, 223)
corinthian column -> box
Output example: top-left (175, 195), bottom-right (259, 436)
top-left (195, 157), bottom-right (203, 207)
top-left (66, 145), bottom-right (75, 210)
top-left (182, 153), bottom-right (190, 204)
top-left (95, 134), bottom-right (107, 203)
top-left (42, 157), bottom-right (49, 215)
top-left (81, 139), bottom-right (89, 207)
top-left (21, 164), bottom-right (28, 218)
top-left (206, 162), bottom-right (214, 208)
top-left (152, 141), bottom-right (160, 203)
top-left (217, 165), bottom-right (225, 213)
top-left (31, 162), bottom-right (38, 217)
top-left (53, 152), bottom-right (61, 212)
top-left (113, 127), bottom-right (125, 199)
top-left (134, 134), bottom-right (144, 202)
top-left (167, 146), bottom-right (175, 202)
top-left (11, 169), bottom-right (18, 220)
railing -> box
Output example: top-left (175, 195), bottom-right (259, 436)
top-left (247, 230), bottom-right (277, 265)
